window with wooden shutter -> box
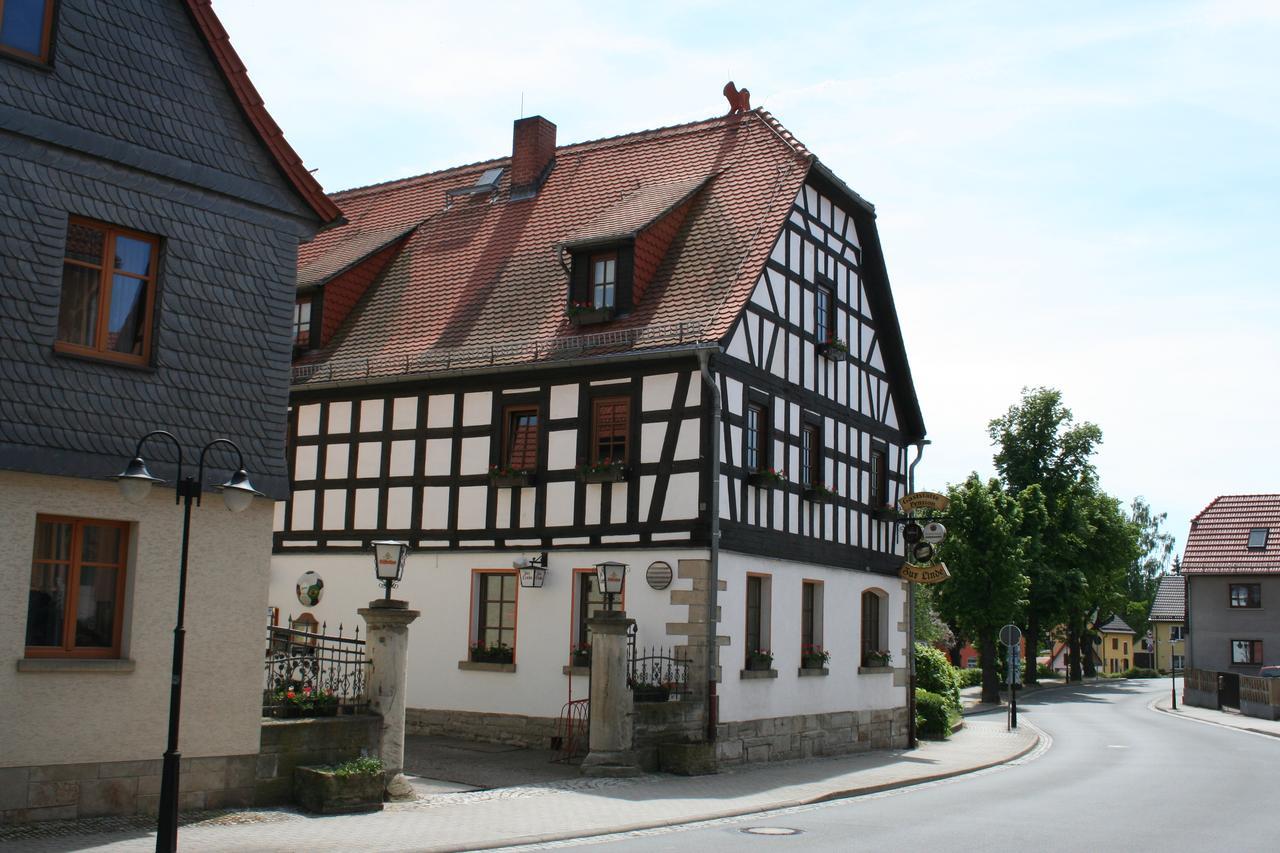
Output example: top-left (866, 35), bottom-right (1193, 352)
top-left (801, 424), bottom-right (819, 487)
top-left (869, 448), bottom-right (887, 506)
top-left (503, 407), bottom-right (539, 471)
top-left (591, 396), bottom-right (629, 463)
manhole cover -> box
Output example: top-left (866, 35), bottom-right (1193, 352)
top-left (741, 827), bottom-right (803, 836)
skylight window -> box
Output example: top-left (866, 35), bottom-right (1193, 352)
top-left (1247, 528), bottom-right (1269, 550)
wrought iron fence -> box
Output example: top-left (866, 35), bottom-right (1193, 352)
top-left (263, 622), bottom-right (371, 717)
top-left (627, 625), bottom-right (691, 702)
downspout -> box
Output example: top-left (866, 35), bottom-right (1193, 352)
top-left (905, 439), bottom-right (930, 749)
top-left (697, 349), bottom-right (721, 743)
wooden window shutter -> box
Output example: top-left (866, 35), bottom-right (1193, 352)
top-left (615, 245), bottom-right (635, 313)
top-left (570, 253), bottom-right (591, 305)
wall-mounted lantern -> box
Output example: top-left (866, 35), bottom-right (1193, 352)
top-left (514, 552), bottom-right (549, 588)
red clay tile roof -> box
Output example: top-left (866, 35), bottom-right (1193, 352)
top-left (182, 1), bottom-right (342, 225)
top-left (1182, 494), bottom-right (1280, 574)
top-left (561, 174), bottom-right (715, 248)
top-left (294, 110), bottom-right (813, 384)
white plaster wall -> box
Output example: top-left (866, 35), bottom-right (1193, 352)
top-left (269, 548), bottom-right (708, 719)
top-left (715, 548), bottom-right (908, 723)
top-left (1, 471), bottom-right (272, 767)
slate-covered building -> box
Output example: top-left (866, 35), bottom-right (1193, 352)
top-left (270, 94), bottom-right (927, 765)
top-left (0, 0), bottom-right (338, 822)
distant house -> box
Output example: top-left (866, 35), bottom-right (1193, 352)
top-left (1044, 636), bottom-right (1103, 676)
top-left (1182, 495), bottom-right (1280, 675)
top-left (1096, 615), bottom-right (1137, 674)
top-left (1, 0), bottom-right (338, 823)
top-left (1149, 574), bottom-right (1186, 673)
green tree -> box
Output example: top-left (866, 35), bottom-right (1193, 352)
top-left (911, 583), bottom-right (951, 648)
top-left (1122, 496), bottom-right (1175, 640)
top-left (988, 387), bottom-right (1102, 685)
top-left (933, 475), bottom-right (1029, 703)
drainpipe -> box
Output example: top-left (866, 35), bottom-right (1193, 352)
top-left (697, 349), bottom-right (722, 742)
top-left (905, 439), bottom-right (930, 749)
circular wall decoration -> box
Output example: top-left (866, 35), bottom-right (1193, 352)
top-left (646, 561), bottom-right (673, 590)
top-left (296, 571), bottom-right (324, 607)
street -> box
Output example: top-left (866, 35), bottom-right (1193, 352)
top-left (535, 680), bottom-right (1276, 852)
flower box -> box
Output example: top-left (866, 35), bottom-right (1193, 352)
top-left (801, 646), bottom-right (830, 669)
top-left (570, 648), bottom-right (591, 668)
top-left (578, 465), bottom-right (627, 484)
top-left (293, 761), bottom-right (384, 815)
top-left (817, 341), bottom-right (849, 362)
top-left (864, 653), bottom-right (891, 668)
top-left (803, 486), bottom-right (835, 504)
top-left (470, 644), bottom-right (515, 664)
top-left (747, 470), bottom-right (786, 489)
top-left (567, 307), bottom-right (615, 326)
top-left (746, 650), bottom-right (773, 671)
top-left (489, 471), bottom-right (533, 488)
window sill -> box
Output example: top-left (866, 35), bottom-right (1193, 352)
top-left (739, 668), bottom-right (778, 680)
top-left (458, 660), bottom-right (516, 673)
top-left (17, 658), bottom-right (136, 673)
top-left (562, 665), bottom-right (589, 676)
top-left (858, 666), bottom-right (893, 674)
top-left (798, 667), bottom-right (830, 677)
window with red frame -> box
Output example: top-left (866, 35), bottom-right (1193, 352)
top-left (476, 572), bottom-right (517, 652)
top-left (1231, 639), bottom-right (1262, 665)
top-left (26, 516), bottom-right (128, 658)
top-left (503, 407), bottom-right (539, 471)
top-left (56, 218), bottom-right (159, 365)
top-left (0, 0), bottom-right (55, 63)
top-left (293, 297), bottom-right (313, 347)
top-left (591, 396), bottom-right (629, 464)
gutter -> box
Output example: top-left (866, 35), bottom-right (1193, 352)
top-left (291, 343), bottom-right (721, 395)
top-left (905, 439), bottom-right (930, 750)
top-left (697, 348), bottom-right (722, 742)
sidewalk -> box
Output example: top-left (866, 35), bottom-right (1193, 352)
top-left (2, 719), bottom-right (1040, 852)
top-left (960, 676), bottom-right (1089, 715)
top-left (1152, 693), bottom-right (1280, 738)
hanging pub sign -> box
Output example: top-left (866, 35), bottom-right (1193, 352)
top-left (898, 491), bottom-right (949, 513)
top-left (902, 522), bottom-right (924, 545)
top-left (900, 562), bottom-right (951, 584)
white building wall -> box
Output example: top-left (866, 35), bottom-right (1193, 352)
top-left (1, 471), bottom-right (271, 767)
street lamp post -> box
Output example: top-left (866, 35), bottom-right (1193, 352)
top-left (114, 431), bottom-right (262, 853)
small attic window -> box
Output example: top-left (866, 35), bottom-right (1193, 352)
top-left (446, 167), bottom-right (504, 197)
top-left (1247, 528), bottom-right (1269, 550)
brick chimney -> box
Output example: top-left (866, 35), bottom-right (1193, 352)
top-left (511, 116), bottom-right (556, 192)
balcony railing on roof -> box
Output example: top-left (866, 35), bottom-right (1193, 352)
top-left (292, 320), bottom-right (710, 384)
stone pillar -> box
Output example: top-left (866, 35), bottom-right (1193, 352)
top-left (358, 599), bottom-right (421, 800)
top-left (582, 611), bottom-right (641, 777)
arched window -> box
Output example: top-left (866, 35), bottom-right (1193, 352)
top-left (861, 590), bottom-right (888, 665)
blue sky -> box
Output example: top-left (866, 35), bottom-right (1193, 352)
top-left (219, 0), bottom-right (1279, 558)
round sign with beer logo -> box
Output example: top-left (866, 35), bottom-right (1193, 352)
top-left (296, 571), bottom-right (324, 607)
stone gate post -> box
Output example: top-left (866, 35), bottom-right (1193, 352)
top-left (358, 599), bottom-right (421, 800)
top-left (582, 611), bottom-right (641, 777)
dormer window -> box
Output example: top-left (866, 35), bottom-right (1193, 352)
top-left (293, 297), bottom-right (313, 348)
top-left (592, 252), bottom-right (617, 310)
top-left (0, 0), bottom-right (55, 64)
top-left (1248, 528), bottom-right (1269, 550)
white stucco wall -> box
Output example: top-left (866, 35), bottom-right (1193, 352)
top-left (0, 471), bottom-right (273, 768)
top-left (269, 548), bottom-right (707, 718)
top-left (716, 549), bottom-right (908, 723)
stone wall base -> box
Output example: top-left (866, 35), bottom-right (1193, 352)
top-left (715, 706), bottom-right (910, 766)
top-left (1182, 687), bottom-right (1217, 710)
top-left (405, 708), bottom-right (559, 749)
top-left (0, 754), bottom-right (257, 825)
top-left (255, 715), bottom-right (381, 807)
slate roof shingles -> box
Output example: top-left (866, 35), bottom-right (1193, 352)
top-left (1182, 494), bottom-right (1280, 575)
top-left (1149, 574), bottom-right (1186, 621)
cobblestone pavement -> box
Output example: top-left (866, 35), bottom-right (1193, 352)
top-left (2, 720), bottom-right (1039, 852)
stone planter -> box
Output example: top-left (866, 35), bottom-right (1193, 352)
top-left (568, 307), bottom-right (615, 326)
top-left (817, 342), bottom-right (849, 362)
top-left (293, 766), bottom-right (384, 815)
top-left (579, 466), bottom-right (627, 484)
top-left (489, 472), bottom-right (533, 488)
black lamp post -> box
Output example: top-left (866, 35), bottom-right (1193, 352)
top-left (371, 540), bottom-right (410, 598)
top-left (114, 431), bottom-right (262, 853)
top-left (594, 560), bottom-right (627, 612)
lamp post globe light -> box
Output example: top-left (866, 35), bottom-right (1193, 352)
top-left (371, 540), bottom-right (411, 599)
top-left (594, 560), bottom-right (627, 612)
top-left (113, 430), bottom-right (262, 853)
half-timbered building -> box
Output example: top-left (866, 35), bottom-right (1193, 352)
top-left (270, 97), bottom-right (926, 764)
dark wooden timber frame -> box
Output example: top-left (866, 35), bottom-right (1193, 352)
top-left (25, 514), bottom-right (129, 659)
top-left (0, 0), bottom-right (57, 65)
top-left (54, 216), bottom-right (161, 367)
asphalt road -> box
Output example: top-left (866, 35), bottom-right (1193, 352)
top-left (546, 680), bottom-right (1278, 852)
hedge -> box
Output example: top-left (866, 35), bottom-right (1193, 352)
top-left (915, 688), bottom-right (952, 740)
top-left (914, 643), bottom-right (962, 713)
top-left (956, 667), bottom-right (983, 688)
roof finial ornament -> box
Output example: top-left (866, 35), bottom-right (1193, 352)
top-left (723, 81), bottom-right (751, 115)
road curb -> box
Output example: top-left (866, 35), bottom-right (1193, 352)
top-left (1149, 697), bottom-right (1280, 740)
top-left (429, 727), bottom-right (1046, 852)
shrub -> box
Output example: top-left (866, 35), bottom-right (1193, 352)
top-left (1122, 667), bottom-right (1160, 679)
top-left (956, 667), bottom-right (983, 688)
top-left (915, 643), bottom-right (961, 713)
top-left (329, 756), bottom-right (383, 778)
top-left (1037, 663), bottom-right (1058, 678)
top-left (915, 688), bottom-right (952, 740)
